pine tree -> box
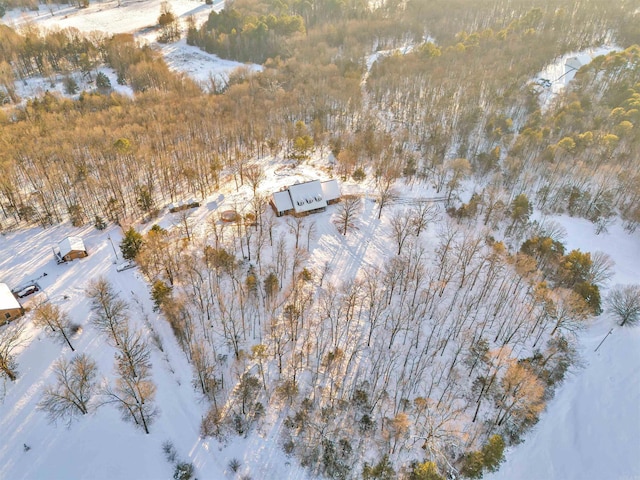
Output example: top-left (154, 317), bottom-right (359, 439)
top-left (409, 461), bottom-right (445, 480)
top-left (481, 435), bottom-right (505, 473)
top-left (120, 227), bottom-right (144, 260)
top-left (362, 454), bottom-right (395, 480)
top-left (459, 451), bottom-right (484, 479)
top-left (95, 72), bottom-right (111, 89)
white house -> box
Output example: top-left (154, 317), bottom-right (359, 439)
top-left (271, 179), bottom-right (341, 216)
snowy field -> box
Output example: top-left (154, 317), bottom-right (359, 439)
top-left (0, 155), bottom-right (435, 480)
top-left (0, 173), bottom-right (321, 480)
top-left (1, 0), bottom-right (261, 94)
top-left (2, 0), bottom-right (219, 35)
top-left (533, 45), bottom-right (619, 112)
top-left (0, 155), bottom-right (639, 479)
top-left (488, 217), bottom-right (640, 480)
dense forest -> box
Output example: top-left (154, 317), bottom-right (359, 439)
top-left (0, 0), bottom-right (639, 478)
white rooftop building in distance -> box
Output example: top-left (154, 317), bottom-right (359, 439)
top-left (288, 180), bottom-right (327, 214)
top-left (271, 179), bottom-right (341, 216)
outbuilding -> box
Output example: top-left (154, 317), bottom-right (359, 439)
top-left (54, 236), bottom-right (88, 263)
top-left (0, 283), bottom-right (23, 325)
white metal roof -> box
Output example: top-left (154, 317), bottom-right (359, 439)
top-left (321, 179), bottom-right (341, 202)
top-left (288, 180), bottom-right (327, 214)
top-left (272, 191), bottom-right (294, 213)
top-left (58, 236), bottom-right (86, 258)
top-left (0, 283), bottom-right (20, 311)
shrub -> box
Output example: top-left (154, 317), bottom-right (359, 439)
top-left (352, 167), bottom-right (366, 182)
top-left (162, 440), bottom-right (178, 464)
top-left (173, 462), bottom-right (194, 480)
top-left (228, 458), bottom-right (241, 472)
top-left (94, 215), bottom-right (107, 230)
top-left (96, 72), bottom-right (111, 89)
top-left (63, 76), bottom-right (79, 95)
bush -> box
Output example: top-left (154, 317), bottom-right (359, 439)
top-left (63, 76), bottom-right (79, 95)
top-left (94, 215), bottom-right (107, 230)
top-left (173, 462), bottom-right (194, 480)
top-left (228, 458), bottom-right (241, 472)
top-left (162, 440), bottom-right (178, 464)
top-left (352, 167), bottom-right (366, 182)
top-left (96, 72), bottom-right (111, 89)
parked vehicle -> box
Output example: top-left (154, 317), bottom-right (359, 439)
top-left (116, 260), bottom-right (136, 272)
top-left (17, 285), bottom-right (38, 298)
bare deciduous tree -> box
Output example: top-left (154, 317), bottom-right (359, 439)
top-left (606, 284), bottom-right (640, 326)
top-left (389, 209), bottom-right (413, 255)
top-left (102, 371), bottom-right (157, 434)
top-left (410, 202), bottom-right (439, 237)
top-left (102, 325), bottom-right (157, 434)
top-left (287, 216), bottom-right (305, 249)
top-left (244, 164), bottom-right (265, 196)
top-left (86, 277), bottom-right (128, 345)
top-left (39, 354), bottom-right (98, 425)
top-left (0, 322), bottom-right (26, 382)
top-left (334, 196), bottom-right (360, 236)
top-left (33, 302), bottom-right (77, 351)
top-left (588, 251), bottom-right (615, 287)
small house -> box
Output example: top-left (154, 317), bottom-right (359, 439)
top-left (271, 179), bottom-right (341, 217)
top-left (0, 283), bottom-right (23, 325)
top-left (54, 236), bottom-right (88, 263)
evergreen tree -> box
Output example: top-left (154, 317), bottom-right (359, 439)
top-left (94, 215), bottom-right (107, 230)
top-left (459, 450), bottom-right (484, 479)
top-left (409, 461), bottom-right (445, 480)
top-left (362, 454), bottom-right (395, 480)
top-left (120, 227), bottom-right (144, 260)
top-left (96, 72), bottom-right (111, 89)
top-left (508, 194), bottom-right (532, 230)
top-left (481, 435), bottom-right (505, 473)
top-left (151, 280), bottom-right (172, 311)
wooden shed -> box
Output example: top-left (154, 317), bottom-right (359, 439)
top-left (54, 236), bottom-right (88, 263)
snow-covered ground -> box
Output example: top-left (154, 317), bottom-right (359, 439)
top-left (14, 67), bottom-right (134, 100)
top-left (489, 216), bottom-right (640, 480)
top-left (2, 0), bottom-right (217, 36)
top-left (0, 204), bottom-right (315, 480)
top-left (1, 0), bottom-right (261, 95)
top-left (533, 45), bottom-right (619, 112)
top-left (160, 38), bottom-right (262, 89)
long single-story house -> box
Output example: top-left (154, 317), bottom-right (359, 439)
top-left (271, 179), bottom-right (341, 217)
top-left (53, 236), bottom-right (88, 263)
top-left (0, 283), bottom-right (23, 325)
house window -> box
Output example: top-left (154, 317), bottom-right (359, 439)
top-left (4, 313), bottom-right (10, 320)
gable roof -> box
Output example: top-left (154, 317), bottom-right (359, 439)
top-left (288, 180), bottom-right (327, 214)
top-left (321, 179), bottom-right (341, 202)
top-left (272, 190), bottom-right (294, 213)
top-left (58, 236), bottom-right (86, 258)
top-left (0, 283), bottom-right (20, 311)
